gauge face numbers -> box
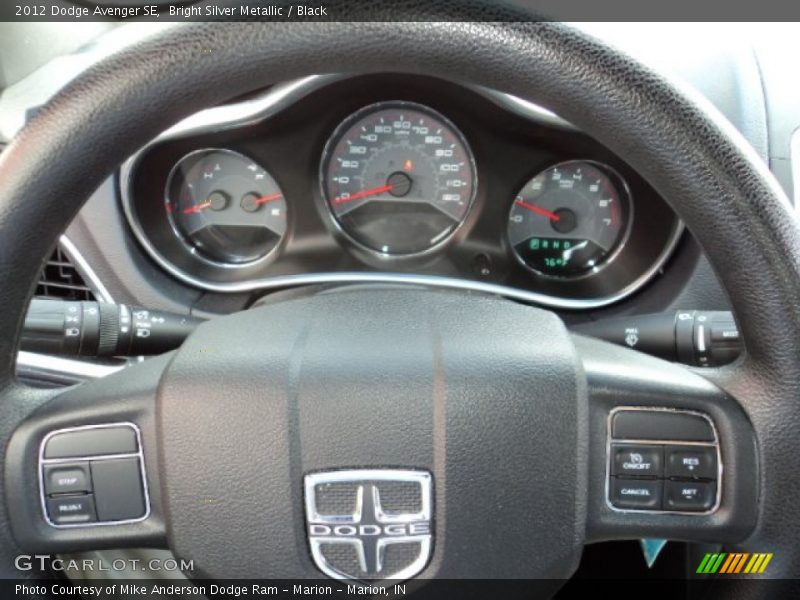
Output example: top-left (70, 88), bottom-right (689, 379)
top-left (322, 102), bottom-right (476, 255)
top-left (508, 161), bottom-right (631, 278)
top-left (166, 149), bottom-right (287, 265)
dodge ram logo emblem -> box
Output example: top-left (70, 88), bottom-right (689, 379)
top-left (304, 469), bottom-right (433, 581)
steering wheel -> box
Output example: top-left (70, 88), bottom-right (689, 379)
top-left (1, 16), bottom-right (799, 597)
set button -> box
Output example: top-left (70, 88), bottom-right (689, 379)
top-left (664, 480), bottom-right (716, 511)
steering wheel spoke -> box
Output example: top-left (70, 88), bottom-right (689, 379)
top-left (575, 335), bottom-right (758, 545)
top-left (5, 355), bottom-right (168, 555)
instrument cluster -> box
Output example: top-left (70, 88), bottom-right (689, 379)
top-left (123, 75), bottom-right (682, 309)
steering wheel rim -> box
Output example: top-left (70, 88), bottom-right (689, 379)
top-left (1, 16), bottom-right (799, 594)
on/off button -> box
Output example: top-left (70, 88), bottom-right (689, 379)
top-left (611, 445), bottom-right (663, 478)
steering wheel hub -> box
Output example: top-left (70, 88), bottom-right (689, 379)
top-left (157, 288), bottom-right (586, 580)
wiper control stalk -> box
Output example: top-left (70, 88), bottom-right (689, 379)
top-left (572, 310), bottom-right (741, 367)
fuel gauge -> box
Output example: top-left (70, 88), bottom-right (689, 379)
top-left (166, 149), bottom-right (287, 265)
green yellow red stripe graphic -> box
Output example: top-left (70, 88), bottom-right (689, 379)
top-left (696, 552), bottom-right (773, 574)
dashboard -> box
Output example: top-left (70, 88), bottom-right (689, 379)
top-left (121, 74), bottom-right (682, 310)
top-left (3, 23), bottom-right (797, 328)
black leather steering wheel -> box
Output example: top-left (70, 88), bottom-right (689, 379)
top-left (1, 15), bottom-right (800, 597)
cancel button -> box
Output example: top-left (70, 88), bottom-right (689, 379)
top-left (612, 445), bottom-right (663, 478)
top-left (610, 478), bottom-right (663, 510)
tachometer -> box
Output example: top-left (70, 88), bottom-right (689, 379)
top-left (321, 101), bottom-right (476, 256)
top-left (166, 149), bottom-right (287, 265)
top-left (507, 160), bottom-right (632, 278)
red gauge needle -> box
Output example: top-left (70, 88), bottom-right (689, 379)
top-left (182, 201), bottom-right (212, 215)
top-left (514, 198), bottom-right (561, 222)
top-left (333, 184), bottom-right (394, 205)
top-left (254, 192), bottom-right (283, 206)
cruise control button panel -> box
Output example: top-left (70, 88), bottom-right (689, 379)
top-left (39, 423), bottom-right (149, 528)
top-left (607, 408), bottom-right (720, 514)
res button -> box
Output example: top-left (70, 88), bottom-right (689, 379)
top-left (665, 446), bottom-right (717, 480)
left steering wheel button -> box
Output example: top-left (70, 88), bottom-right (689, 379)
top-left (43, 462), bottom-right (91, 495)
top-left (46, 495), bottom-right (96, 525)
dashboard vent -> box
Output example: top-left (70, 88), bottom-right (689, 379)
top-left (6, 143), bottom-right (97, 302)
top-left (36, 245), bottom-right (96, 301)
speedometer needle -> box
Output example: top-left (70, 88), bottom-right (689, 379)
top-left (333, 184), bottom-right (394, 205)
top-left (514, 198), bottom-right (561, 222)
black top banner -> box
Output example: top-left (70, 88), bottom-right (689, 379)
top-left (3, 0), bottom-right (800, 22)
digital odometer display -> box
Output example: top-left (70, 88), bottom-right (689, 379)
top-left (321, 102), bottom-right (476, 256)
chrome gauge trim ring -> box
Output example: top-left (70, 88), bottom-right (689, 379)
top-left (120, 75), bottom-right (684, 309)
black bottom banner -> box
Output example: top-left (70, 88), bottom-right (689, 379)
top-left (5, 578), bottom-right (800, 600)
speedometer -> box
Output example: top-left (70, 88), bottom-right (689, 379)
top-left (321, 101), bottom-right (476, 256)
